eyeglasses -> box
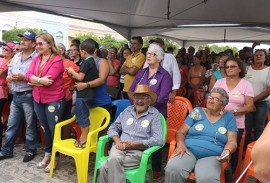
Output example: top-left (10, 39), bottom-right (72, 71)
top-left (207, 95), bottom-right (222, 103)
top-left (2, 47), bottom-right (12, 52)
top-left (69, 49), bottom-right (79, 52)
top-left (133, 95), bottom-right (150, 100)
top-left (13, 48), bottom-right (20, 51)
top-left (146, 52), bottom-right (157, 57)
top-left (36, 42), bottom-right (48, 47)
top-left (225, 65), bottom-right (238, 69)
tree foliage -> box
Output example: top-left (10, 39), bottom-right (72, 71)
top-left (195, 44), bottom-right (238, 54)
top-left (143, 36), bottom-right (180, 54)
top-left (3, 28), bottom-right (43, 42)
top-left (75, 33), bottom-right (128, 50)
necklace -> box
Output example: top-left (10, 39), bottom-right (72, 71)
top-left (138, 68), bottom-right (158, 87)
top-left (37, 53), bottom-right (52, 77)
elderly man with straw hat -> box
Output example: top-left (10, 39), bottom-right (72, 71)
top-left (98, 84), bottom-right (164, 183)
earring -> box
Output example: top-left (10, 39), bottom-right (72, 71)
top-left (220, 110), bottom-right (224, 115)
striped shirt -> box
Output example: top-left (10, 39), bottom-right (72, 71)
top-left (108, 105), bottom-right (163, 148)
top-left (8, 51), bottom-right (37, 92)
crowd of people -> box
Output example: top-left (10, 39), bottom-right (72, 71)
top-left (0, 30), bottom-right (269, 182)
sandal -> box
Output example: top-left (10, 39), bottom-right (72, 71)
top-left (44, 160), bottom-right (58, 173)
top-left (74, 139), bottom-right (86, 148)
top-left (37, 161), bottom-right (47, 169)
top-left (37, 156), bottom-right (51, 169)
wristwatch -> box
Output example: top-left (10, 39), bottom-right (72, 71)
top-left (233, 109), bottom-right (238, 114)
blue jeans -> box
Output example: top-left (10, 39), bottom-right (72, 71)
top-left (245, 100), bottom-right (270, 147)
top-left (75, 98), bottom-right (93, 128)
top-left (34, 98), bottom-right (65, 156)
top-left (1, 93), bottom-right (37, 156)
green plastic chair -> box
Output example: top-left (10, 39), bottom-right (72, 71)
top-left (93, 114), bottom-right (167, 183)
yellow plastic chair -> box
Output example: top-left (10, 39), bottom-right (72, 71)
top-left (49, 107), bottom-right (110, 183)
top-left (93, 114), bottom-right (167, 183)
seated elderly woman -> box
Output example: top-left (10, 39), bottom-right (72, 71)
top-left (165, 87), bottom-right (238, 183)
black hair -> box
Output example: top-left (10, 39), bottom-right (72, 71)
top-left (71, 39), bottom-right (81, 45)
top-left (167, 47), bottom-right (174, 53)
top-left (70, 44), bottom-right (80, 51)
top-left (80, 39), bottom-right (96, 54)
top-left (131, 36), bottom-right (143, 45)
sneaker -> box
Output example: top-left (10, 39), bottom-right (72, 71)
top-left (153, 171), bottom-right (161, 181)
top-left (23, 153), bottom-right (35, 162)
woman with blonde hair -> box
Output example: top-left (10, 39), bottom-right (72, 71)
top-left (26, 33), bottom-right (65, 172)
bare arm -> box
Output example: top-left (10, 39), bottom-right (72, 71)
top-left (217, 131), bottom-right (237, 162)
top-left (233, 96), bottom-right (254, 115)
top-left (171, 123), bottom-right (191, 158)
top-left (254, 86), bottom-right (270, 103)
top-left (208, 74), bottom-right (217, 92)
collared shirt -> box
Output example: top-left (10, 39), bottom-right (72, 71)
top-left (123, 52), bottom-right (145, 91)
top-left (144, 53), bottom-right (180, 90)
top-left (8, 51), bottom-right (37, 92)
top-left (129, 66), bottom-right (172, 117)
top-left (108, 105), bottom-right (163, 148)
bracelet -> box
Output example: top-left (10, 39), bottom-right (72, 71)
top-left (224, 148), bottom-right (231, 155)
top-left (37, 78), bottom-right (40, 83)
top-left (86, 82), bottom-right (90, 88)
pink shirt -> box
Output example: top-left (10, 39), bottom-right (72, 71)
top-left (0, 58), bottom-right (8, 99)
top-left (26, 55), bottom-right (65, 103)
top-left (214, 78), bottom-right (254, 129)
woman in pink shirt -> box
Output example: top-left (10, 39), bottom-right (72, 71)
top-left (213, 57), bottom-right (254, 173)
top-left (26, 33), bottom-right (65, 173)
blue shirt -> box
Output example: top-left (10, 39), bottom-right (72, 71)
top-left (8, 51), bottom-right (37, 93)
top-left (108, 105), bottom-right (164, 148)
top-left (184, 107), bottom-right (237, 159)
top-left (214, 70), bottom-right (223, 80)
top-left (92, 58), bottom-right (112, 107)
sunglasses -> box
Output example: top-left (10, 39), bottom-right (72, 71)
top-left (2, 47), bottom-right (12, 52)
top-left (225, 65), bottom-right (238, 69)
top-left (13, 48), bottom-right (20, 51)
top-left (36, 42), bottom-right (48, 47)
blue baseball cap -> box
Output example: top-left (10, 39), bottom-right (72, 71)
top-left (18, 30), bottom-right (37, 41)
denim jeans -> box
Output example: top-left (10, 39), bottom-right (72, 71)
top-left (245, 100), bottom-right (270, 147)
top-left (34, 98), bottom-right (65, 156)
top-left (1, 93), bottom-right (38, 156)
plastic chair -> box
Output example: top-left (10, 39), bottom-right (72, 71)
top-left (234, 130), bottom-right (246, 181)
top-left (93, 114), bottom-right (167, 183)
top-left (166, 96), bottom-right (193, 143)
top-left (110, 99), bottom-right (131, 124)
top-left (49, 107), bottom-right (110, 183)
top-left (176, 87), bottom-right (187, 97)
top-left (168, 139), bottom-right (228, 183)
top-left (240, 141), bottom-right (256, 183)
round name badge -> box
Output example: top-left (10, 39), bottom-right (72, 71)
top-left (218, 127), bottom-right (227, 134)
top-left (131, 57), bottom-right (136, 64)
top-left (231, 90), bottom-right (240, 97)
top-left (149, 79), bottom-right (157, 86)
top-left (141, 120), bottom-right (150, 128)
top-left (48, 106), bottom-right (55, 113)
top-left (195, 124), bottom-right (204, 131)
top-left (126, 118), bottom-right (134, 125)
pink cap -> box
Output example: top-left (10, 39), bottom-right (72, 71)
top-left (2, 42), bottom-right (16, 49)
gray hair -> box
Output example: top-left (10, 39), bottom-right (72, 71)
top-left (148, 43), bottom-right (164, 62)
top-left (57, 43), bottom-right (66, 51)
top-left (211, 87), bottom-right (229, 105)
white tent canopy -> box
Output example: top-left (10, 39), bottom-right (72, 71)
top-left (1, 0), bottom-right (270, 46)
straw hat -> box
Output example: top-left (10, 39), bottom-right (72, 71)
top-left (127, 84), bottom-right (157, 105)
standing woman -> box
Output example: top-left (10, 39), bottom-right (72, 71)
top-left (245, 49), bottom-right (270, 146)
top-left (213, 57), bottom-right (254, 172)
top-left (119, 47), bottom-right (132, 98)
top-left (187, 56), bottom-right (206, 106)
top-left (129, 43), bottom-right (172, 179)
top-left (0, 42), bottom-right (14, 147)
top-left (26, 33), bottom-right (65, 172)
